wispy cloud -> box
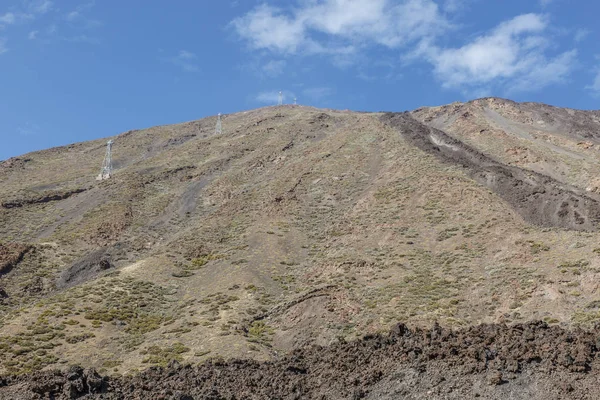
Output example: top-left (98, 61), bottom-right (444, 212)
top-left (574, 28), bottom-right (590, 43)
top-left (539, 0), bottom-right (553, 7)
top-left (64, 34), bottom-right (100, 44)
top-left (168, 50), bottom-right (200, 72)
top-left (231, 2), bottom-right (577, 95)
top-left (262, 59), bottom-right (286, 77)
top-left (64, 1), bottom-right (102, 28)
top-left (303, 87), bottom-right (334, 101)
top-left (587, 69), bottom-right (600, 95)
top-left (0, 0), bottom-right (99, 45)
top-left (17, 122), bottom-right (40, 137)
top-left (0, 38), bottom-right (7, 54)
top-left (255, 90), bottom-right (295, 104)
top-left (0, 0), bottom-right (54, 30)
top-left (0, 11), bottom-right (36, 28)
top-left (420, 14), bottom-right (577, 94)
top-left (65, 1), bottom-right (95, 19)
top-left (442, 0), bottom-right (473, 14)
top-left (179, 50), bottom-right (195, 59)
top-left (237, 58), bottom-right (288, 79)
top-left (66, 11), bottom-right (79, 21)
top-left (0, 13), bottom-right (16, 26)
top-left (26, 0), bottom-right (53, 14)
top-left (255, 87), bottom-right (333, 105)
top-left (0, 0), bottom-right (54, 34)
top-left (48, 1), bottom-right (102, 43)
top-left (506, 50), bottom-right (577, 93)
top-left (231, 0), bottom-right (449, 56)
top-left (231, 5), bottom-right (305, 54)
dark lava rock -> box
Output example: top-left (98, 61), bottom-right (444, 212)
top-left (3, 321), bottom-right (600, 399)
top-left (57, 248), bottom-right (115, 289)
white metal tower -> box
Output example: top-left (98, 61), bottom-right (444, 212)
top-left (294, 97), bottom-right (297, 105)
top-left (215, 113), bottom-right (222, 135)
top-left (96, 140), bottom-right (114, 181)
top-left (278, 91), bottom-right (283, 106)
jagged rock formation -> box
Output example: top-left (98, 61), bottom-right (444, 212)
top-left (2, 321), bottom-right (599, 399)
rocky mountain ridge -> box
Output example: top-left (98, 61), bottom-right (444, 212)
top-left (1, 98), bottom-right (600, 398)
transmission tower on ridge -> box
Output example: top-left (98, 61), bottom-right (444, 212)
top-left (96, 140), bottom-right (114, 181)
top-left (215, 113), bottom-right (222, 135)
top-left (278, 91), bottom-right (283, 106)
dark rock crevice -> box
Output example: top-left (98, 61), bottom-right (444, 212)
top-left (0, 243), bottom-right (32, 276)
top-left (1, 188), bottom-right (88, 209)
top-left (381, 112), bottom-right (600, 231)
top-left (56, 247), bottom-right (117, 289)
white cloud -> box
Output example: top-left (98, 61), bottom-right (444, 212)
top-left (442, 0), bottom-right (471, 13)
top-left (17, 122), bottom-right (40, 136)
top-left (506, 50), bottom-right (577, 93)
top-left (231, 4), bottom-right (306, 53)
top-left (66, 11), bottom-right (80, 21)
top-left (256, 88), bottom-right (333, 104)
top-left (303, 87), bottom-right (334, 100)
top-left (233, 4), bottom-right (576, 95)
top-left (27, 0), bottom-right (53, 14)
top-left (65, 1), bottom-right (101, 28)
top-left (421, 14), bottom-right (576, 93)
top-left (539, 0), bottom-right (553, 7)
top-left (262, 59), bottom-right (286, 77)
top-left (587, 69), bottom-right (600, 95)
top-left (168, 50), bottom-right (199, 72)
top-left (178, 50), bottom-right (195, 60)
top-left (0, 11), bottom-right (36, 27)
top-left (0, 13), bottom-right (16, 25)
top-left (64, 34), bottom-right (100, 44)
top-left (0, 1), bottom-right (52, 33)
top-left (357, 61), bottom-right (402, 82)
top-left (237, 58), bottom-right (288, 79)
top-left (255, 90), bottom-right (295, 104)
top-left (231, 0), bottom-right (448, 55)
top-left (0, 38), bottom-right (7, 54)
top-left (574, 28), bottom-right (590, 43)
top-left (0, 0), bottom-right (97, 44)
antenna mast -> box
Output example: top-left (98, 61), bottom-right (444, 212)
top-left (215, 113), bottom-right (222, 135)
top-left (97, 140), bottom-right (114, 181)
top-left (278, 91), bottom-right (283, 106)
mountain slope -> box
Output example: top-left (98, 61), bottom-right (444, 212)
top-left (411, 97), bottom-right (600, 191)
top-left (1, 101), bottom-right (600, 376)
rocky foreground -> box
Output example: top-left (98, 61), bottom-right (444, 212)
top-left (1, 321), bottom-right (599, 399)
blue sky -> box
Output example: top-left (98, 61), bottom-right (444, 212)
top-left (0, 0), bottom-right (598, 160)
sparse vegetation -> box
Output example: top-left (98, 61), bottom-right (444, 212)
top-left (2, 101), bottom-right (600, 380)
top-left (140, 342), bottom-right (190, 366)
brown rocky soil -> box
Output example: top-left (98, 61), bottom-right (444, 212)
top-left (1, 321), bottom-right (599, 399)
top-left (1, 188), bottom-right (88, 209)
top-left (0, 243), bottom-right (31, 275)
top-left (3, 101), bottom-right (600, 396)
top-left (411, 98), bottom-right (600, 191)
top-left (57, 248), bottom-right (116, 289)
top-left (381, 112), bottom-right (600, 231)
